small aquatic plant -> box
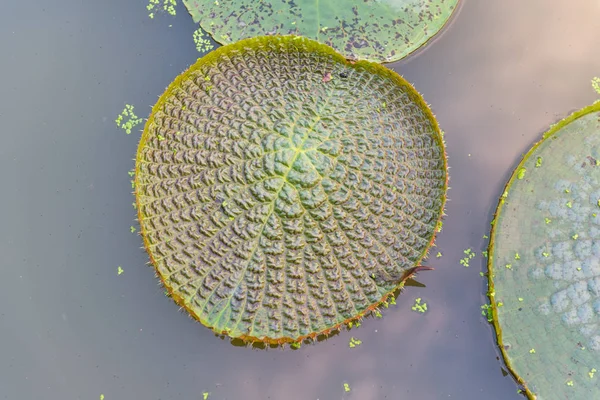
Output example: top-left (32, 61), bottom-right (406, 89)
top-left (146, 0), bottom-right (177, 19)
top-left (592, 77), bottom-right (600, 95)
top-left (348, 337), bottom-right (362, 348)
top-left (460, 248), bottom-right (475, 267)
top-left (134, 35), bottom-right (447, 345)
top-left (115, 104), bottom-right (143, 135)
top-left (193, 27), bottom-right (214, 53)
top-left (411, 297), bottom-right (427, 313)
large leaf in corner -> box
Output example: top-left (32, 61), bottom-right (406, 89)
top-left (488, 102), bottom-right (600, 399)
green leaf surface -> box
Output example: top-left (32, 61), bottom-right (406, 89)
top-left (182, 0), bottom-right (458, 63)
top-left (489, 101), bottom-right (600, 399)
top-left (135, 36), bottom-right (447, 344)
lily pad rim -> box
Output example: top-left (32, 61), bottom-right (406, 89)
top-left (486, 100), bottom-right (600, 399)
top-left (184, 1), bottom-right (463, 63)
top-left (134, 35), bottom-right (449, 345)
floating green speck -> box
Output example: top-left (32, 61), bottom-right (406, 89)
top-left (115, 104), bottom-right (142, 134)
top-left (411, 298), bottom-right (428, 313)
top-left (593, 77), bottom-right (600, 95)
top-left (460, 248), bottom-right (476, 267)
top-left (146, 0), bottom-right (176, 18)
top-left (481, 303), bottom-right (492, 322)
top-left (193, 27), bottom-right (214, 53)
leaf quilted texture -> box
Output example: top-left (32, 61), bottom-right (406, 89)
top-left (182, 0), bottom-right (459, 63)
top-left (135, 36), bottom-right (447, 343)
top-left (489, 102), bottom-right (600, 399)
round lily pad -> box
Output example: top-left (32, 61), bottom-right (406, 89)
top-left (134, 35), bottom-right (447, 344)
top-left (182, 0), bottom-right (459, 63)
top-left (488, 101), bottom-right (600, 398)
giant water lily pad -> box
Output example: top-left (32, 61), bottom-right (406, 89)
top-left (134, 36), bottom-right (447, 344)
top-left (182, 0), bottom-right (458, 63)
top-left (488, 102), bottom-right (600, 398)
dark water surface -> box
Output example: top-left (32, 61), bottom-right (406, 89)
top-left (1, 0), bottom-right (600, 399)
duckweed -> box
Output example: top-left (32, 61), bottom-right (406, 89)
top-left (115, 104), bottom-right (143, 135)
top-left (460, 248), bottom-right (476, 267)
top-left (193, 28), bottom-right (214, 53)
top-left (412, 298), bottom-right (428, 313)
top-left (146, 0), bottom-right (176, 18)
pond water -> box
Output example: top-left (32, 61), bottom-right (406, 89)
top-left (1, 0), bottom-right (599, 399)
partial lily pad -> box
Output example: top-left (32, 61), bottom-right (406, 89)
top-left (182, 0), bottom-right (459, 63)
top-left (488, 101), bottom-right (600, 399)
top-left (135, 36), bottom-right (447, 344)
